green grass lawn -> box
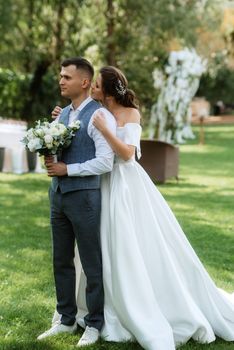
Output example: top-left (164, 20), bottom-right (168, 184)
top-left (0, 125), bottom-right (233, 350)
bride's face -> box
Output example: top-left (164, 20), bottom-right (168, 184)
top-left (91, 74), bottom-right (104, 102)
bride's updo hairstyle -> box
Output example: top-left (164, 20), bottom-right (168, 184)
top-left (100, 66), bottom-right (139, 109)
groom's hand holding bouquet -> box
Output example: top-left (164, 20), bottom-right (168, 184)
top-left (21, 118), bottom-right (80, 176)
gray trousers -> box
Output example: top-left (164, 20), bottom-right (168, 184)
top-left (49, 187), bottom-right (104, 330)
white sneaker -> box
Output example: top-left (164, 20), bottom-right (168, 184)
top-left (77, 318), bottom-right (86, 329)
top-left (37, 320), bottom-right (77, 340)
top-left (77, 326), bottom-right (99, 347)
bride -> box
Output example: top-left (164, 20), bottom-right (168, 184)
top-left (53, 66), bottom-right (234, 350)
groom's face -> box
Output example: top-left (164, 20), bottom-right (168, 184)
top-left (59, 65), bottom-right (89, 99)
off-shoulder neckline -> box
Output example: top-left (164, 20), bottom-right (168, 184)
top-left (117, 122), bottom-right (141, 129)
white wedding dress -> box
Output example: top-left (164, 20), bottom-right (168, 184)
top-left (53, 123), bottom-right (234, 350)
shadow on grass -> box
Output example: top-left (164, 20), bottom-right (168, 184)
top-left (0, 339), bottom-right (144, 350)
top-left (1, 126), bottom-right (234, 349)
top-left (0, 173), bottom-right (233, 281)
top-left (180, 337), bottom-right (234, 349)
top-left (0, 130), bottom-right (234, 350)
top-left (156, 179), bottom-right (234, 281)
top-left (0, 342), bottom-right (58, 350)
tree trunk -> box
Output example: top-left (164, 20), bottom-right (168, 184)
top-left (24, 0), bottom-right (34, 72)
top-left (105, 0), bottom-right (116, 66)
top-left (53, 2), bottom-right (65, 68)
top-left (22, 59), bottom-right (51, 122)
top-left (22, 3), bottom-right (66, 122)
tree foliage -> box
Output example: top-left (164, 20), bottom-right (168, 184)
top-left (0, 0), bottom-right (225, 123)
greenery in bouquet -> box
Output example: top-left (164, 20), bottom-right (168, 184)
top-left (21, 119), bottom-right (80, 156)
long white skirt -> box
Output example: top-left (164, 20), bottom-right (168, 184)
top-left (53, 160), bottom-right (234, 350)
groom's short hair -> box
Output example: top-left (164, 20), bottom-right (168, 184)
top-left (61, 57), bottom-right (94, 79)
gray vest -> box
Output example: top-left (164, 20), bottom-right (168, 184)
top-left (51, 99), bottom-right (101, 193)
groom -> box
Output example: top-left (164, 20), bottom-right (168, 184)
top-left (37, 57), bottom-right (116, 346)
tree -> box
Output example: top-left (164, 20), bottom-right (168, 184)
top-left (95, 0), bottom-right (218, 123)
top-left (0, 0), bottom-right (86, 121)
top-left (0, 0), bottom-right (225, 123)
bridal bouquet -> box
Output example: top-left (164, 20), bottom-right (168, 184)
top-left (21, 119), bottom-right (80, 156)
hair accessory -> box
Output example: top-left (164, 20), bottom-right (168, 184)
top-left (115, 79), bottom-right (127, 96)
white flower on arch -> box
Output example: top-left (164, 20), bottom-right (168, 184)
top-left (149, 48), bottom-right (207, 144)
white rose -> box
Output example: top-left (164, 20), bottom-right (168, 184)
top-left (28, 138), bottom-right (42, 152)
top-left (34, 128), bottom-right (45, 138)
top-left (49, 127), bottom-right (60, 137)
top-left (49, 122), bottom-right (66, 136)
top-left (69, 120), bottom-right (80, 129)
top-left (57, 123), bottom-right (67, 134)
top-left (44, 134), bottom-right (53, 144)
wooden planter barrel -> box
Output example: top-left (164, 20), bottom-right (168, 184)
top-left (137, 140), bottom-right (179, 183)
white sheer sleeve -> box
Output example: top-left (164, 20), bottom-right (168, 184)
top-left (123, 123), bottom-right (142, 159)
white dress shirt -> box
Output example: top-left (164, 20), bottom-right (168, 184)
top-left (59, 97), bottom-right (116, 177)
